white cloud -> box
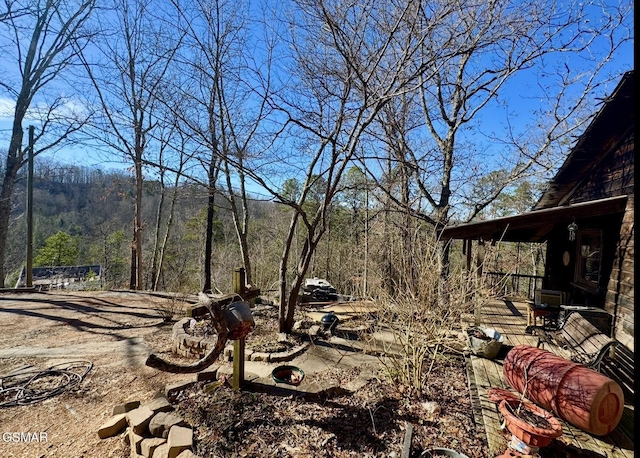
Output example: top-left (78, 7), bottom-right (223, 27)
top-left (0, 96), bottom-right (88, 124)
top-left (0, 97), bottom-right (15, 121)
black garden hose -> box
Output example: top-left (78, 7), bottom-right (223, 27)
top-left (0, 360), bottom-right (92, 407)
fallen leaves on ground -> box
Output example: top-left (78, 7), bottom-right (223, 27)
top-left (173, 354), bottom-right (490, 458)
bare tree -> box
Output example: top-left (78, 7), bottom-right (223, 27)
top-left (0, 1), bottom-right (28, 23)
top-left (78, 0), bottom-right (184, 290)
top-left (365, 0), bottom-right (632, 229)
top-left (348, 0), bottom-right (631, 300)
top-left (238, 0), bottom-right (461, 332)
top-left (162, 0), bottom-right (273, 291)
top-left (148, 119), bottom-right (189, 291)
top-left (0, 0), bottom-right (96, 287)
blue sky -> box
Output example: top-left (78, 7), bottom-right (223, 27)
top-left (0, 0), bottom-right (634, 184)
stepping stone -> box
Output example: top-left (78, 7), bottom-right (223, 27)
top-left (141, 437), bottom-right (166, 458)
top-left (176, 450), bottom-right (200, 458)
top-left (127, 406), bottom-right (155, 435)
top-left (167, 425), bottom-right (193, 458)
top-left (152, 443), bottom-right (170, 458)
top-left (112, 400), bottom-right (141, 415)
top-left (196, 368), bottom-right (218, 382)
top-left (129, 428), bottom-right (145, 455)
top-left (149, 412), bottom-right (185, 438)
top-left (165, 379), bottom-right (197, 399)
top-left (97, 413), bottom-right (127, 439)
top-left (250, 352), bottom-right (270, 362)
top-left (144, 397), bottom-right (173, 413)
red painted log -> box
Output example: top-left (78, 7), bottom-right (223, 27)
top-left (503, 345), bottom-right (623, 436)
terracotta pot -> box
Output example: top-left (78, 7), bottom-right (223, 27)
top-left (494, 450), bottom-right (538, 458)
top-left (503, 345), bottom-right (624, 436)
top-left (498, 398), bottom-right (563, 448)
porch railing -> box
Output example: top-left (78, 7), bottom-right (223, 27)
top-left (483, 271), bottom-right (544, 301)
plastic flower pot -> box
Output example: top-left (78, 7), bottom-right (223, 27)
top-left (498, 399), bottom-right (563, 448)
top-left (489, 387), bottom-right (563, 449)
top-left (466, 326), bottom-right (504, 359)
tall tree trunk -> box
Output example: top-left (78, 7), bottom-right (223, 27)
top-left (150, 179), bottom-right (166, 291)
top-left (203, 187), bottom-right (216, 294)
top-left (154, 176), bottom-right (181, 291)
top-left (202, 152), bottom-right (220, 293)
top-left (401, 162), bottom-right (413, 291)
top-left (363, 185), bottom-right (369, 297)
top-left (0, 162), bottom-right (19, 288)
top-left (129, 232), bottom-right (137, 289)
top-left (224, 161), bottom-right (252, 285)
top-left (279, 213), bottom-right (299, 332)
top-left (130, 157), bottom-right (144, 290)
top-left (284, 236), bottom-right (319, 332)
top-left (0, 100), bottom-right (28, 288)
top-left (381, 157), bottom-right (395, 297)
top-left (239, 185), bottom-right (252, 284)
top-left (324, 216), bottom-right (331, 280)
top-left (136, 159), bottom-right (143, 290)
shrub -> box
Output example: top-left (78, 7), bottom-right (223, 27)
top-left (368, 237), bottom-right (479, 396)
top-left (155, 293), bottom-right (188, 322)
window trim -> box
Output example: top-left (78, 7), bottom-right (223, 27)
top-left (574, 228), bottom-right (603, 292)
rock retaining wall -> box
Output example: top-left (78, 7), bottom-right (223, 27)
top-left (172, 317), bottom-right (312, 362)
top-left (172, 318), bottom-right (216, 358)
top-left (222, 341), bottom-right (309, 362)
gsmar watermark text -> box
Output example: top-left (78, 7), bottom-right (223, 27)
top-left (2, 432), bottom-right (48, 443)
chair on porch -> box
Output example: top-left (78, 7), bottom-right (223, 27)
top-left (524, 304), bottom-right (561, 335)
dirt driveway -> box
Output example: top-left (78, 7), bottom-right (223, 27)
top-left (0, 290), bottom-right (195, 458)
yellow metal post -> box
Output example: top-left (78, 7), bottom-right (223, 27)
top-left (232, 268), bottom-right (246, 390)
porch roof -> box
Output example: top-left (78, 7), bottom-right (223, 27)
top-left (439, 195), bottom-right (628, 243)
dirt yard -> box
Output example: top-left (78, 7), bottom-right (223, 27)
top-left (0, 290), bottom-right (199, 458)
top-left (0, 290), bottom-right (490, 458)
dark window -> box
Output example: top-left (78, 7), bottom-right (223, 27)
top-left (575, 229), bottom-right (602, 290)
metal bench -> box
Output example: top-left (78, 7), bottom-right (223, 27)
top-left (536, 311), bottom-right (618, 372)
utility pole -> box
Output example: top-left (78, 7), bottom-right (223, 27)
top-left (25, 126), bottom-right (35, 288)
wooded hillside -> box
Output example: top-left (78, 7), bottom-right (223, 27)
top-left (3, 161), bottom-right (403, 296)
top-left (5, 159), bottom-right (546, 305)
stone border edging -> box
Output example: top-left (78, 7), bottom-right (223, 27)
top-left (223, 341), bottom-right (310, 362)
top-left (172, 317), bottom-right (311, 362)
top-left (172, 318), bottom-right (216, 358)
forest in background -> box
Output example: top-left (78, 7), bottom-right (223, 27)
top-left (4, 158), bottom-right (545, 299)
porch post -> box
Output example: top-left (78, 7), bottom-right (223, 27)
top-left (464, 239), bottom-right (481, 325)
top-left (474, 240), bottom-right (486, 326)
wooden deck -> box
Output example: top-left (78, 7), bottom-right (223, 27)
top-left (465, 299), bottom-right (634, 457)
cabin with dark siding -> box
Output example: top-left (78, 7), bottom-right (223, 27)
top-left (440, 70), bottom-right (634, 399)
